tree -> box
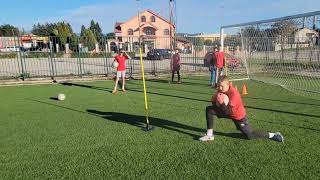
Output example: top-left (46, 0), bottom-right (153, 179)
top-left (204, 39), bottom-right (213, 46)
top-left (80, 25), bottom-right (86, 37)
top-left (0, 24), bottom-right (20, 36)
top-left (89, 20), bottom-right (103, 44)
top-left (54, 22), bottom-right (73, 45)
top-left (94, 22), bottom-right (103, 44)
top-left (271, 20), bottom-right (297, 37)
top-left (185, 36), bottom-right (205, 46)
top-left (80, 29), bottom-right (97, 51)
top-left (69, 33), bottom-right (79, 51)
top-left (31, 23), bottom-right (56, 36)
top-left (106, 32), bottom-right (115, 39)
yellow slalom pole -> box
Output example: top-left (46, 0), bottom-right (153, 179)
top-left (139, 48), bottom-right (151, 130)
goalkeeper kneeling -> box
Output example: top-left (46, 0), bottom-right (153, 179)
top-left (199, 75), bottom-right (284, 142)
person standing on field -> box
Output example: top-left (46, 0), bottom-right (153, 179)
top-left (171, 49), bottom-right (181, 83)
top-left (112, 49), bottom-right (131, 94)
top-left (214, 46), bottom-right (225, 88)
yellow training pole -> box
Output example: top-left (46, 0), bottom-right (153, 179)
top-left (139, 48), bottom-right (150, 128)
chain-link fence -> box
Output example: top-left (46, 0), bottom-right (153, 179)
top-left (0, 35), bottom-right (222, 81)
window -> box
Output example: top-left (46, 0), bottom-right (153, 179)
top-left (127, 29), bottom-right (133, 35)
top-left (141, 16), bottom-right (146, 22)
top-left (145, 27), bottom-right (155, 35)
top-left (164, 29), bottom-right (170, 35)
top-left (150, 16), bottom-right (156, 22)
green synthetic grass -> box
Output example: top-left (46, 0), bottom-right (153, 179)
top-left (1, 76), bottom-right (320, 179)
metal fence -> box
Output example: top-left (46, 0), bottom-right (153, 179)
top-left (0, 36), bottom-right (221, 81)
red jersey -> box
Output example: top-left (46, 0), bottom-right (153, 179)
top-left (214, 51), bottom-right (225, 68)
top-left (114, 55), bottom-right (128, 71)
top-left (224, 85), bottom-right (246, 120)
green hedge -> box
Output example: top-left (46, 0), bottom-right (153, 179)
top-left (70, 52), bottom-right (135, 58)
top-left (23, 52), bottom-right (63, 58)
top-left (0, 53), bottom-right (17, 59)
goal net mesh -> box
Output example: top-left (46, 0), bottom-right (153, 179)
top-left (221, 11), bottom-right (320, 99)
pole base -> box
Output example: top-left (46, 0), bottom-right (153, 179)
top-left (143, 124), bottom-right (154, 132)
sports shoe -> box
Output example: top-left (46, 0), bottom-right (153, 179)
top-left (112, 89), bottom-right (117, 94)
top-left (199, 135), bottom-right (214, 142)
top-left (272, 132), bottom-right (284, 142)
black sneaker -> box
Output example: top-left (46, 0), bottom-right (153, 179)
top-left (272, 132), bottom-right (284, 142)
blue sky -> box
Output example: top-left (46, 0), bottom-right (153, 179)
top-left (0, 0), bottom-right (320, 34)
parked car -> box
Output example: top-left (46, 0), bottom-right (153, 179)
top-left (0, 46), bottom-right (21, 52)
top-left (203, 52), bottom-right (240, 69)
top-left (181, 48), bottom-right (192, 54)
top-left (147, 49), bottom-right (172, 60)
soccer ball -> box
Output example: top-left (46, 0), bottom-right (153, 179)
top-left (58, 93), bottom-right (66, 101)
top-left (112, 61), bottom-right (119, 68)
top-left (216, 93), bottom-right (229, 106)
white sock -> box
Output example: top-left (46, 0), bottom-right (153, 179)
top-left (207, 129), bottom-right (213, 137)
top-left (269, 132), bottom-right (275, 138)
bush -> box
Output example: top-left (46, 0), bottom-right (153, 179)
top-left (22, 52), bottom-right (63, 58)
top-left (0, 53), bottom-right (17, 59)
top-left (71, 52), bottom-right (115, 58)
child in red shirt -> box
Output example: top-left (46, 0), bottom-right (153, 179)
top-left (199, 75), bottom-right (284, 142)
top-left (171, 49), bottom-right (181, 83)
top-left (214, 46), bottom-right (225, 87)
top-left (112, 49), bottom-right (131, 94)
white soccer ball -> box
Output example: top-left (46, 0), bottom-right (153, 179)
top-left (58, 93), bottom-right (66, 101)
top-left (112, 61), bottom-right (119, 68)
top-left (216, 93), bottom-right (229, 106)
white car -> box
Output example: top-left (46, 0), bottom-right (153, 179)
top-left (0, 46), bottom-right (20, 52)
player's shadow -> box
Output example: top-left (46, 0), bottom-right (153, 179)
top-left (245, 105), bottom-right (320, 119)
top-left (86, 110), bottom-right (246, 140)
top-left (244, 96), bottom-right (320, 107)
top-left (60, 82), bottom-right (113, 93)
top-left (145, 79), bottom-right (209, 87)
top-left (127, 81), bottom-right (212, 96)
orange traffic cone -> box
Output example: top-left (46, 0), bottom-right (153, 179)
top-left (242, 84), bottom-right (248, 95)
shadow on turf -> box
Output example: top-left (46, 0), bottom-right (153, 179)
top-left (86, 110), bottom-right (247, 140)
top-left (49, 97), bottom-right (59, 101)
top-left (60, 82), bottom-right (114, 93)
top-left (60, 82), bottom-right (320, 119)
top-left (245, 105), bottom-right (320, 119)
top-left (127, 81), bottom-right (214, 96)
top-left (60, 82), bottom-right (211, 103)
top-left (244, 96), bottom-right (320, 107)
top-left (145, 79), bottom-right (210, 87)
top-left (180, 63), bottom-right (205, 67)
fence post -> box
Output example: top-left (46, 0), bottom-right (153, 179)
top-left (16, 36), bottom-right (26, 80)
top-left (77, 43), bottom-right (83, 77)
top-left (49, 40), bottom-right (55, 80)
top-left (104, 42), bottom-right (109, 76)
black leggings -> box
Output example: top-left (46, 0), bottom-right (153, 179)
top-left (205, 105), bottom-right (269, 139)
top-left (172, 70), bottom-right (180, 82)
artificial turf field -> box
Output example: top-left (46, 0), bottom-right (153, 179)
top-left (1, 75), bottom-right (320, 179)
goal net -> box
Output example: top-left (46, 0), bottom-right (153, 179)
top-left (221, 11), bottom-right (320, 99)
